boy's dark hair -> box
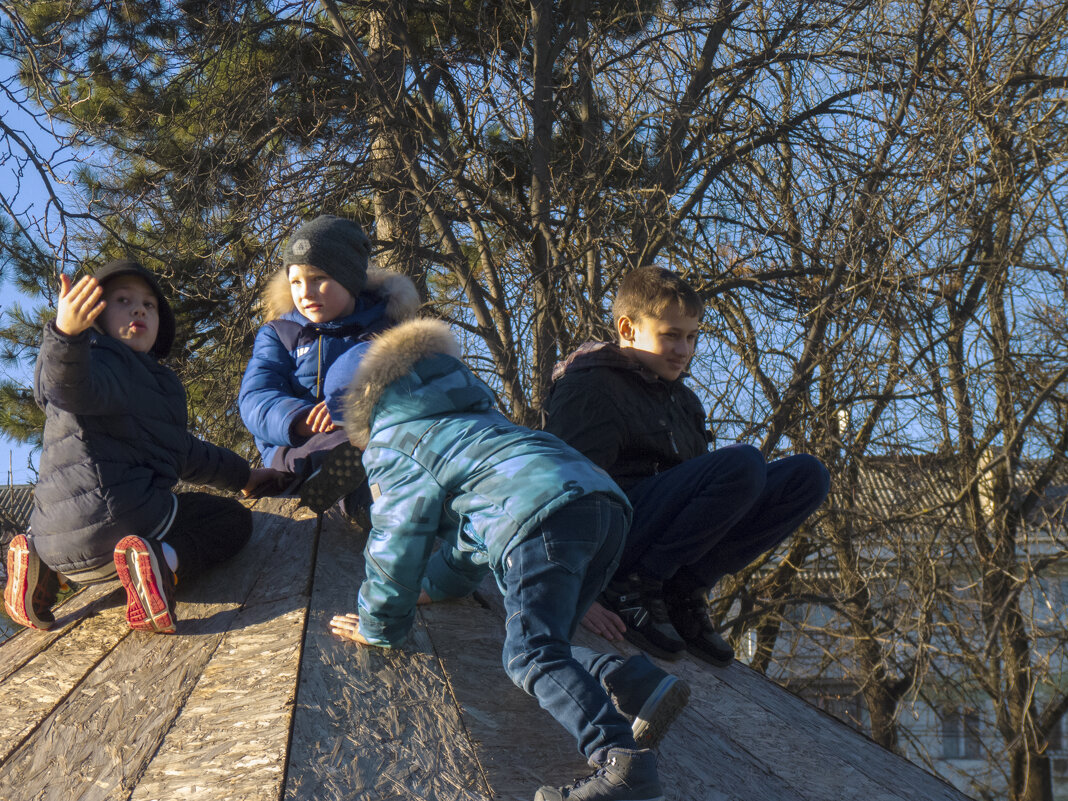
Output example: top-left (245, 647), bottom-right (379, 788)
top-left (612, 266), bottom-right (703, 326)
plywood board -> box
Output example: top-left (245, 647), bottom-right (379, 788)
top-left (284, 514), bottom-right (491, 801)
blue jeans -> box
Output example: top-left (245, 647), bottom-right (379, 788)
top-left (622, 445), bottom-right (830, 590)
top-left (500, 494), bottom-right (634, 759)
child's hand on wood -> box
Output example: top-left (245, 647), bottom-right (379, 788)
top-left (241, 467), bottom-right (293, 499)
top-left (293, 401), bottom-right (336, 437)
top-left (55, 274), bottom-right (106, 337)
top-left (330, 612), bottom-right (373, 646)
top-left (580, 600), bottom-right (626, 642)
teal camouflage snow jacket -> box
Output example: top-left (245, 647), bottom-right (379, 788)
top-left (343, 318), bottom-right (630, 647)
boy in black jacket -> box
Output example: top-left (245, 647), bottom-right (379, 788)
top-left (544, 266), bottom-right (830, 665)
top-left (4, 260), bottom-right (281, 634)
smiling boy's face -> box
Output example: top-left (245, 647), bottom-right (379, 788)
top-left (617, 305), bottom-right (700, 382)
top-left (99, 275), bottom-right (160, 353)
top-left (288, 264), bottom-right (357, 323)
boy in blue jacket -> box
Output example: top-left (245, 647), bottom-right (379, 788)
top-left (327, 318), bottom-right (689, 801)
top-left (4, 260), bottom-right (282, 634)
top-left (238, 214), bottom-right (419, 513)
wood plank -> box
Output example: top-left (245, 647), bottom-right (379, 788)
top-left (129, 598), bottom-right (306, 801)
top-left (0, 502), bottom-right (297, 801)
top-left (0, 582), bottom-right (124, 683)
top-left (687, 659), bottom-right (970, 801)
top-left (0, 595), bottom-right (129, 766)
top-left (130, 502), bottom-right (316, 801)
top-left (418, 596), bottom-right (591, 801)
top-left (472, 578), bottom-right (969, 801)
top-left (285, 513), bottom-right (491, 801)
top-left (466, 580), bottom-right (809, 801)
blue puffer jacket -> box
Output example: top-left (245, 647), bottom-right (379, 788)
top-left (30, 322), bottom-right (251, 576)
top-left (238, 267), bottom-right (420, 466)
top-left (342, 319), bottom-right (630, 647)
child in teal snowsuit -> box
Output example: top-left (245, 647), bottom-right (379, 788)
top-left (328, 318), bottom-right (689, 801)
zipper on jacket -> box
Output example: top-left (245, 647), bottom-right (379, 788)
top-left (315, 333), bottom-right (324, 400)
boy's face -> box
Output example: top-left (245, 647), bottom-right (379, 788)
top-left (99, 275), bottom-right (160, 353)
top-left (617, 306), bottom-right (700, 382)
top-left (288, 264), bottom-right (357, 323)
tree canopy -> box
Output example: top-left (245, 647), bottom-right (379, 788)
top-left (2, 2), bottom-right (1068, 799)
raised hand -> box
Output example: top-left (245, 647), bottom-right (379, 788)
top-left (55, 274), bottom-right (106, 337)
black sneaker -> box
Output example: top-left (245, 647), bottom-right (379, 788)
top-left (299, 441), bottom-right (367, 514)
top-left (603, 655), bottom-right (690, 748)
top-left (535, 747), bottom-right (663, 801)
top-left (601, 573), bottom-right (685, 660)
top-left (664, 588), bottom-right (734, 667)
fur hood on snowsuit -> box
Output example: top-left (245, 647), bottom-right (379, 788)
top-left (259, 265), bottom-right (420, 323)
top-left (343, 318), bottom-right (461, 449)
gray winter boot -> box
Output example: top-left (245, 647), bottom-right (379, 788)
top-left (534, 747), bottom-right (663, 801)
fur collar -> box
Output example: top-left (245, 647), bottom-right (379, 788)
top-left (344, 318), bottom-right (461, 448)
top-left (259, 266), bottom-right (421, 324)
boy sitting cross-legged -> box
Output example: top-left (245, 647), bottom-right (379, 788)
top-left (545, 266), bottom-right (830, 666)
top-left (328, 318), bottom-right (690, 801)
top-left (238, 214), bottom-right (419, 517)
top-left (4, 260), bottom-right (284, 634)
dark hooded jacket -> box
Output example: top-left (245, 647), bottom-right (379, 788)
top-left (29, 262), bottom-right (250, 576)
top-left (543, 342), bottom-right (711, 491)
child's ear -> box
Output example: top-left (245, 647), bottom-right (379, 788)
top-left (617, 315), bottom-right (636, 344)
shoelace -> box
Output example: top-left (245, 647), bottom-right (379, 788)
top-left (568, 759), bottom-right (616, 790)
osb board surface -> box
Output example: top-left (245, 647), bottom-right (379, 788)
top-left (0, 499), bottom-right (974, 801)
top-left (284, 513), bottom-right (490, 801)
top-left (0, 499), bottom-right (312, 801)
top-left (418, 597), bottom-right (592, 800)
top-left (475, 577), bottom-right (972, 801)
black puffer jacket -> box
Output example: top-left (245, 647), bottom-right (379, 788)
top-left (543, 342), bottom-right (711, 491)
top-left (30, 321), bottom-right (250, 576)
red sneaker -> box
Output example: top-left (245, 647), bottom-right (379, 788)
top-left (113, 536), bottom-right (177, 634)
top-left (4, 534), bottom-right (59, 630)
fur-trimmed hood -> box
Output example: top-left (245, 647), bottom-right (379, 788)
top-left (259, 265), bottom-right (421, 325)
top-left (344, 318), bottom-right (476, 448)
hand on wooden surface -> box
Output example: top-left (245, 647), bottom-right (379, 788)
top-left (329, 612), bottom-right (374, 646)
top-left (580, 600), bottom-right (626, 642)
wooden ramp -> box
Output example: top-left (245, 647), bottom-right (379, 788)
top-left (0, 499), bottom-right (971, 801)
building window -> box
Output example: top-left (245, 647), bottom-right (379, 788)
top-left (941, 707), bottom-right (982, 759)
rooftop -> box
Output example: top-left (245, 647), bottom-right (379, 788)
top-left (0, 498), bottom-right (974, 800)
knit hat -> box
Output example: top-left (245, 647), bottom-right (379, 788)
top-left (282, 214), bottom-right (371, 298)
top-left (92, 259), bottom-right (176, 359)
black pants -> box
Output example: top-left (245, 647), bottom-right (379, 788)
top-left (161, 492), bottom-right (252, 581)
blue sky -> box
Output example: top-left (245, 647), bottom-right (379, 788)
top-left (0, 274), bottom-right (41, 485)
top-left (0, 63), bottom-right (68, 484)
